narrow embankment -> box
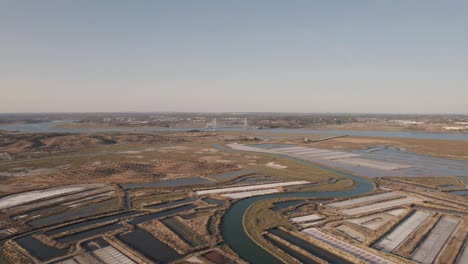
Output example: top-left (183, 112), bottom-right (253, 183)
top-left (220, 159), bottom-right (374, 264)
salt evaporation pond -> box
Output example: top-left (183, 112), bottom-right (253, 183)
top-left (119, 227), bottom-right (182, 263)
top-left (28, 199), bottom-right (118, 227)
top-left (14, 233), bottom-right (69, 261)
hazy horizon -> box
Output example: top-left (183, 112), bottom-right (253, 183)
top-left (2, 1), bottom-right (468, 114)
top-left (2, 111), bottom-right (468, 116)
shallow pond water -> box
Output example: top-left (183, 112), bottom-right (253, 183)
top-left (14, 233), bottom-right (69, 261)
top-left (28, 199), bottom-right (118, 227)
top-left (118, 227), bottom-right (182, 263)
top-left (56, 223), bottom-right (123, 243)
top-left (45, 211), bottom-right (138, 236)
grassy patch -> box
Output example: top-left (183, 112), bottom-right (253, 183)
top-left (207, 211), bottom-right (222, 236)
top-left (130, 190), bottom-right (190, 208)
top-left (161, 217), bottom-right (207, 247)
top-left (0, 243), bottom-right (8, 264)
top-left (243, 198), bottom-right (299, 264)
top-left (286, 178), bottom-right (355, 192)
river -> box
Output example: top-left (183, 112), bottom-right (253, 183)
top-left (1, 121), bottom-right (460, 263)
top-left (220, 161), bottom-right (374, 264)
top-left (1, 121), bottom-right (468, 141)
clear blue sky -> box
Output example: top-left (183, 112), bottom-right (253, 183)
top-left (1, 1), bottom-right (467, 113)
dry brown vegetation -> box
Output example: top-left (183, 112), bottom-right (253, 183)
top-left (140, 219), bottom-right (192, 254)
top-left (3, 127), bottom-right (467, 264)
top-left (438, 224), bottom-right (468, 264)
top-left (181, 214), bottom-right (211, 238)
top-left (0, 131), bottom-right (191, 154)
top-left (1, 241), bottom-right (33, 264)
top-left (0, 130), bottom-right (359, 196)
top-left (0, 134), bottom-right (240, 195)
top-left (243, 199), bottom-right (301, 264)
top-left (130, 190), bottom-right (191, 208)
top-left (202, 249), bottom-right (239, 264)
top-left (162, 216), bottom-right (208, 249)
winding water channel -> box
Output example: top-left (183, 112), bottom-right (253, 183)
top-left (220, 161), bottom-right (374, 264)
top-left (4, 121), bottom-right (461, 262)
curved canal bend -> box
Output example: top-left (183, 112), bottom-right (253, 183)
top-left (220, 163), bottom-right (375, 264)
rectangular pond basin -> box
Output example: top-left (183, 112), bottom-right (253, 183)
top-left (118, 227), bottom-right (182, 263)
top-left (15, 233), bottom-right (69, 261)
top-left (28, 199), bottom-right (119, 227)
top-left (412, 217), bottom-right (460, 264)
top-left (129, 204), bottom-right (196, 225)
top-left (270, 229), bottom-right (353, 264)
top-left (45, 211), bottom-right (138, 236)
top-left (264, 233), bottom-right (318, 264)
